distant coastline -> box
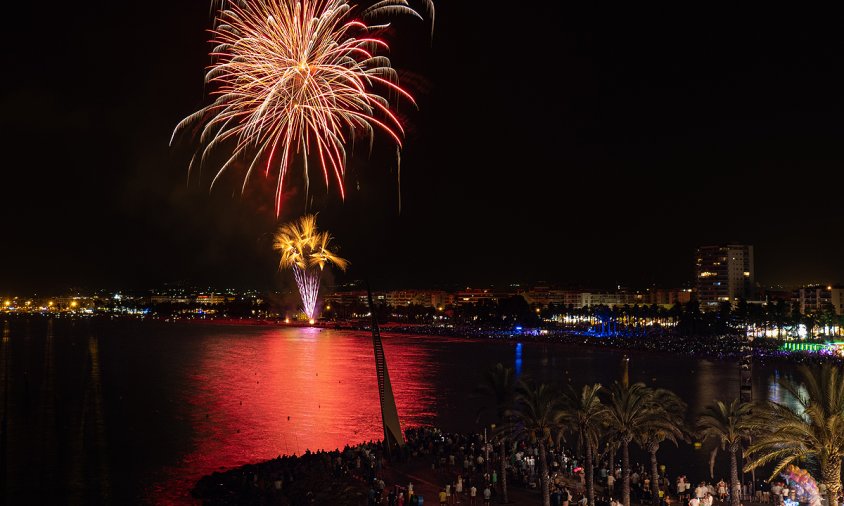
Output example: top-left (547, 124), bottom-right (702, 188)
top-left (153, 316), bottom-right (832, 364)
top-left (5, 313), bottom-right (836, 364)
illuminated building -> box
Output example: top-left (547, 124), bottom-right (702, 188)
top-left (385, 290), bottom-right (454, 308)
top-left (647, 288), bottom-right (693, 306)
top-left (520, 286), bottom-right (572, 308)
top-left (194, 294), bottom-right (234, 305)
top-left (797, 285), bottom-right (844, 316)
top-left (695, 244), bottom-right (755, 307)
top-left (324, 290), bottom-right (384, 307)
top-left (454, 288), bottom-right (498, 306)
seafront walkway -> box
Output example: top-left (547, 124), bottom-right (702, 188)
top-left (381, 459), bottom-right (778, 506)
top-left (192, 426), bottom-right (794, 506)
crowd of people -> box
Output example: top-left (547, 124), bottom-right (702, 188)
top-left (192, 424), bottom-right (843, 506)
top-left (191, 425), bottom-right (577, 505)
top-left (192, 437), bottom-right (393, 505)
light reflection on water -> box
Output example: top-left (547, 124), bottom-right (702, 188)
top-left (0, 319), bottom-right (813, 504)
top-left (153, 327), bottom-right (442, 502)
top-left (766, 369), bottom-right (807, 414)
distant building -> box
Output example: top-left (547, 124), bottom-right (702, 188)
top-left (385, 290), bottom-right (454, 309)
top-left (520, 287), bottom-right (572, 308)
top-left (522, 287), bottom-right (691, 309)
top-left (148, 294), bottom-right (192, 304)
top-left (695, 244), bottom-right (755, 306)
top-left (454, 288), bottom-right (497, 306)
top-left (324, 290), bottom-right (380, 307)
top-left (575, 291), bottom-right (647, 308)
top-left (756, 287), bottom-right (794, 304)
top-left (194, 294), bottom-right (234, 305)
top-left (797, 285), bottom-right (844, 316)
top-left (647, 288), bottom-right (693, 307)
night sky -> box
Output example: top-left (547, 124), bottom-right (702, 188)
top-left (2, 3), bottom-right (843, 293)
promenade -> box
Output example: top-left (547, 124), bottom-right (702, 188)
top-left (191, 426), bottom-right (784, 506)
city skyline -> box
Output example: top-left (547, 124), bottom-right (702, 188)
top-left (0, 241), bottom-right (840, 295)
top-left (2, 5), bottom-right (843, 292)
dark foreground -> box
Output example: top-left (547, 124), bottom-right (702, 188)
top-left (193, 427), bottom-right (544, 505)
top-left (192, 426), bottom-right (781, 506)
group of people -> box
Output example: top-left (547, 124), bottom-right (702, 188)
top-left (436, 479), bottom-right (493, 505)
top-left (193, 424), bottom-right (844, 506)
top-left (592, 462), bottom-right (752, 506)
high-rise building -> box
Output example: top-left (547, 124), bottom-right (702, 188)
top-left (695, 244), bottom-right (754, 306)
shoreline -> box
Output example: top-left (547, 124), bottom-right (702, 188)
top-left (5, 313), bottom-right (836, 365)
top-left (162, 316), bottom-right (835, 366)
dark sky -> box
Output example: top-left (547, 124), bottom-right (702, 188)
top-left (2, 3), bottom-right (843, 293)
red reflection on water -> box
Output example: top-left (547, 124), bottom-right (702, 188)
top-left (153, 328), bottom-right (437, 504)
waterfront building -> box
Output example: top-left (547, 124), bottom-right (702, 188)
top-left (385, 290), bottom-right (454, 309)
top-left (523, 287), bottom-right (691, 310)
top-left (324, 290), bottom-right (380, 307)
top-left (520, 286), bottom-right (572, 308)
top-left (695, 244), bottom-right (755, 307)
top-left (796, 285), bottom-right (844, 316)
top-left (647, 288), bottom-right (693, 306)
top-left (454, 288), bottom-right (497, 306)
top-left (194, 294), bottom-right (234, 305)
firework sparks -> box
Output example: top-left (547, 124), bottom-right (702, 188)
top-left (173, 0), bottom-right (428, 215)
top-left (274, 214), bottom-right (348, 319)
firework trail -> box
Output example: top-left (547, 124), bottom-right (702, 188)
top-left (173, 0), bottom-right (430, 215)
top-left (274, 214), bottom-right (348, 319)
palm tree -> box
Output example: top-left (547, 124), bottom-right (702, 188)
top-left (638, 389), bottom-right (687, 506)
top-left (505, 380), bottom-right (563, 506)
top-left (603, 381), bottom-right (656, 506)
top-left (560, 384), bottom-right (608, 506)
top-left (745, 364), bottom-right (844, 496)
top-left (477, 363), bottom-right (516, 503)
top-left (697, 399), bottom-right (753, 506)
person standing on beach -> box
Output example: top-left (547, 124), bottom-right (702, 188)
top-left (717, 480), bottom-right (727, 501)
top-left (695, 483), bottom-right (706, 502)
top-left (771, 482), bottom-right (782, 506)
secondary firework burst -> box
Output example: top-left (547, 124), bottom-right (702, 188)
top-left (274, 214), bottom-right (348, 320)
top-left (173, 0), bottom-right (427, 215)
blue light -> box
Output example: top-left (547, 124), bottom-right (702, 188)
top-left (515, 326), bottom-right (523, 331)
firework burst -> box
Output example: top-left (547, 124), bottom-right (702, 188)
top-left (174, 0), bottom-right (428, 215)
top-left (274, 214), bottom-right (348, 319)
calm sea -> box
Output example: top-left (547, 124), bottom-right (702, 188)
top-left (0, 318), bottom-right (794, 504)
